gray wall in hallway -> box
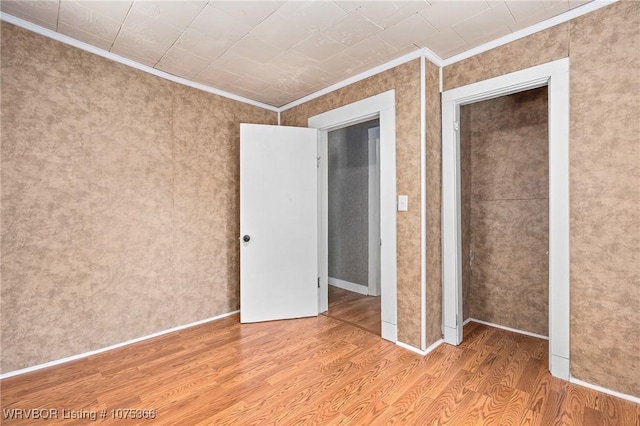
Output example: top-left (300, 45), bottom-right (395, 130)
top-left (328, 119), bottom-right (379, 286)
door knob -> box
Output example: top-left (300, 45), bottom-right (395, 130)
top-left (243, 235), bottom-right (251, 242)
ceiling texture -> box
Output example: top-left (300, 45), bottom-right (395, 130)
top-left (1, 0), bottom-right (591, 107)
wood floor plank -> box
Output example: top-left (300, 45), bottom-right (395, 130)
top-left (476, 340), bottom-right (519, 395)
top-left (583, 406), bottom-right (605, 426)
top-left (500, 346), bottom-right (533, 388)
top-left (456, 392), bottom-right (493, 426)
top-left (538, 388), bottom-right (567, 425)
top-left (556, 386), bottom-right (587, 426)
top-left (338, 354), bottom-right (423, 416)
top-left (516, 357), bottom-right (544, 394)
top-left (474, 383), bottom-right (517, 425)
top-left (325, 286), bottom-right (381, 335)
top-left (526, 364), bottom-right (552, 415)
top-left (463, 352), bottom-right (500, 393)
top-left (1, 318), bottom-right (638, 425)
top-left (498, 388), bottom-right (532, 426)
top-left (413, 369), bottom-right (476, 424)
top-left (380, 369), bottom-right (438, 413)
top-left (601, 393), bottom-right (638, 426)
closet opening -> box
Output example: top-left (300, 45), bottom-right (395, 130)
top-left (459, 87), bottom-right (549, 342)
top-left (441, 59), bottom-right (570, 379)
top-left (324, 118), bottom-right (381, 336)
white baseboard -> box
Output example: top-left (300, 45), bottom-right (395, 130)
top-left (551, 354), bottom-right (570, 380)
top-left (381, 321), bottom-right (397, 343)
top-left (570, 377), bottom-right (640, 404)
top-left (466, 318), bottom-right (549, 340)
top-left (397, 339), bottom-right (443, 356)
top-left (328, 277), bottom-right (368, 295)
top-left (466, 319), bottom-right (639, 403)
top-left (423, 338), bottom-right (444, 354)
top-left (0, 310), bottom-right (240, 380)
top-left (443, 325), bottom-right (460, 345)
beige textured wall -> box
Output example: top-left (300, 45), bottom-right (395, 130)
top-left (568, 2), bottom-right (639, 397)
top-left (281, 60), bottom-right (424, 348)
top-left (461, 88), bottom-right (549, 336)
top-left (443, 22), bottom-right (570, 92)
top-left (0, 23), bottom-right (277, 373)
top-left (424, 60), bottom-right (442, 346)
top-left (444, 1), bottom-right (639, 396)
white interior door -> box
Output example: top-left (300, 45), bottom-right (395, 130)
top-left (240, 123), bottom-right (319, 323)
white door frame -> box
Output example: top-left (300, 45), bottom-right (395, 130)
top-left (441, 59), bottom-right (570, 379)
top-left (309, 90), bottom-right (397, 342)
top-left (368, 127), bottom-right (381, 297)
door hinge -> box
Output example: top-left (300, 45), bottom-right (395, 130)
top-left (318, 277), bottom-right (320, 288)
top-left (454, 121), bottom-right (459, 131)
top-left (317, 156), bottom-right (321, 168)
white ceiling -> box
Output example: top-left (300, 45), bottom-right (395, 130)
top-left (1, 0), bottom-right (592, 107)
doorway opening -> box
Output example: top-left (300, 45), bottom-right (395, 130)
top-left (442, 59), bottom-right (570, 379)
top-left (324, 119), bottom-right (381, 336)
top-left (309, 90), bottom-right (398, 342)
top-left (459, 87), bottom-right (549, 340)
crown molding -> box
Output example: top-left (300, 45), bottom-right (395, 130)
top-left (0, 12), bottom-right (280, 112)
top-left (279, 48), bottom-right (427, 112)
top-left (441, 0), bottom-right (618, 67)
top-left (277, 0), bottom-right (616, 111)
top-left (422, 46), bottom-right (444, 68)
top-left (1, 0), bottom-right (619, 112)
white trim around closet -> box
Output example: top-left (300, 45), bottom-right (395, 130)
top-left (441, 58), bottom-right (570, 380)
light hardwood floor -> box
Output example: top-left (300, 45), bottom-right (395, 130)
top-left (325, 285), bottom-right (381, 336)
top-left (1, 316), bottom-right (638, 425)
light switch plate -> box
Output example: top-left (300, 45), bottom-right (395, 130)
top-left (398, 195), bottom-right (408, 211)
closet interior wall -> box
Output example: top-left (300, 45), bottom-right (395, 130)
top-left (460, 87), bottom-right (549, 336)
